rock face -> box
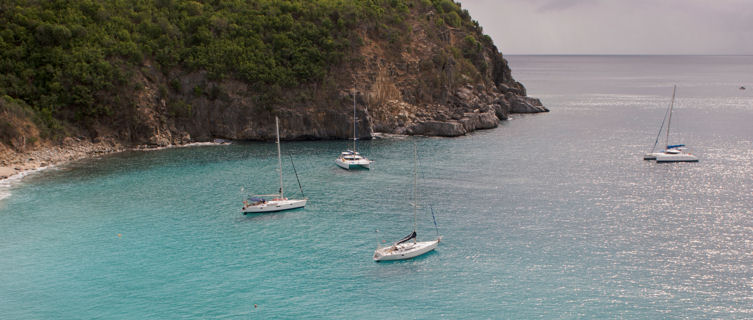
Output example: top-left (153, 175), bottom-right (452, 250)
top-left (31, 5), bottom-right (549, 151)
top-left (126, 55), bottom-right (547, 145)
top-left (100, 3), bottom-right (550, 146)
top-left (2, 3), bottom-right (550, 158)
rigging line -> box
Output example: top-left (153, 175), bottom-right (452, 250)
top-left (415, 141), bottom-right (430, 205)
top-left (413, 140), bottom-right (434, 222)
top-left (430, 206), bottom-right (439, 237)
top-left (287, 189), bottom-right (301, 199)
top-left (416, 143), bottom-right (428, 181)
top-left (650, 96), bottom-right (672, 153)
top-left (288, 153), bottom-right (305, 198)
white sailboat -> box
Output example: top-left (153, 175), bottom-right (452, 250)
top-left (374, 144), bottom-right (441, 262)
top-left (644, 86), bottom-right (698, 162)
top-left (335, 87), bottom-right (372, 170)
top-left (242, 117), bottom-right (307, 214)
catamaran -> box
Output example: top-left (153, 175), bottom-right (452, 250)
top-left (644, 85), bottom-right (698, 162)
top-left (242, 117), bottom-right (307, 214)
top-left (374, 144), bottom-right (441, 262)
top-left (335, 87), bottom-right (372, 170)
top-left (656, 147), bottom-right (698, 162)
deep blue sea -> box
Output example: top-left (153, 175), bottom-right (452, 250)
top-left (2, 55), bottom-right (753, 319)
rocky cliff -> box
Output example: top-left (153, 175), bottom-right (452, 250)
top-left (125, 4), bottom-right (546, 146)
top-left (0, 0), bottom-right (547, 155)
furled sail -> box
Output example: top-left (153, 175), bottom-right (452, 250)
top-left (395, 231), bottom-right (417, 245)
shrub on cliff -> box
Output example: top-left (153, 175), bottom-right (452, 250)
top-left (0, 0), bottom-right (501, 145)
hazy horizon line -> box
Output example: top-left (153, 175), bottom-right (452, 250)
top-left (503, 53), bottom-right (753, 56)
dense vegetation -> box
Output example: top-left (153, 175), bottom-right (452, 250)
top-left (0, 0), bottom-right (494, 146)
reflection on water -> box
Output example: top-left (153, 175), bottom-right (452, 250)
top-left (1, 55), bottom-right (752, 318)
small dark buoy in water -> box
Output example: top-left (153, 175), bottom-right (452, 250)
top-left (254, 304), bottom-right (257, 309)
top-left (740, 86), bottom-right (746, 90)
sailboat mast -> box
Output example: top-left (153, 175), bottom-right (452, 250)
top-left (665, 85), bottom-right (676, 149)
top-left (275, 116), bottom-right (284, 198)
top-left (353, 86), bottom-right (357, 152)
top-left (413, 142), bottom-right (417, 236)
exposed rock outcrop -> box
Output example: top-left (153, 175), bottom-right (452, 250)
top-left (507, 93), bottom-right (549, 113)
top-left (0, 137), bottom-right (126, 180)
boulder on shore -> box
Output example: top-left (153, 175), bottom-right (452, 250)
top-left (507, 93), bottom-right (549, 113)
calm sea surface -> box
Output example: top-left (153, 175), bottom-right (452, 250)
top-left (1, 55), bottom-right (753, 318)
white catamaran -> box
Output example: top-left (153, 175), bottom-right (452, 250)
top-left (335, 87), bottom-right (372, 170)
top-left (643, 85), bottom-right (698, 163)
top-left (242, 117), bottom-right (307, 214)
top-left (373, 144), bottom-right (441, 262)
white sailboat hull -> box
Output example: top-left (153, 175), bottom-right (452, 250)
top-left (656, 153), bottom-right (698, 162)
top-left (373, 238), bottom-right (441, 261)
top-left (335, 158), bottom-right (371, 170)
top-left (242, 199), bottom-right (307, 214)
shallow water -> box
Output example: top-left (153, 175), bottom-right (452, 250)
top-left (1, 55), bottom-right (753, 318)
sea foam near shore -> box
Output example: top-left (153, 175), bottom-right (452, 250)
top-left (0, 165), bottom-right (56, 201)
top-left (0, 140), bottom-right (230, 201)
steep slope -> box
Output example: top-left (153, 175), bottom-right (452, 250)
top-left (0, 0), bottom-right (546, 155)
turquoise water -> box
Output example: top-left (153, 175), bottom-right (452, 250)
top-left (2, 56), bottom-right (753, 318)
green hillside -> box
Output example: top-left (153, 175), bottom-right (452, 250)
top-left (0, 0), bottom-right (506, 150)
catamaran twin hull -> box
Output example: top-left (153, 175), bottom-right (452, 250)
top-left (656, 153), bottom-right (699, 162)
top-left (373, 238), bottom-right (440, 261)
top-left (335, 158), bottom-right (371, 170)
top-left (242, 199), bottom-right (307, 214)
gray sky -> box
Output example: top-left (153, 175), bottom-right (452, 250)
top-left (459, 0), bottom-right (753, 54)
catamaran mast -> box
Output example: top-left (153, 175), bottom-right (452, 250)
top-left (665, 85), bottom-right (676, 149)
top-left (275, 116), bottom-right (284, 198)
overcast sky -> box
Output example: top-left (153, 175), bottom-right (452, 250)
top-left (459, 0), bottom-right (753, 55)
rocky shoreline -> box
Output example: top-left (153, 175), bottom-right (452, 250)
top-left (1, 87), bottom-right (549, 183)
top-left (0, 100), bottom-right (547, 182)
top-left (0, 137), bottom-right (127, 181)
top-left (0, 137), bottom-right (240, 182)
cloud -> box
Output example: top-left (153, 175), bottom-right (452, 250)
top-left (458, 0), bottom-right (753, 54)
